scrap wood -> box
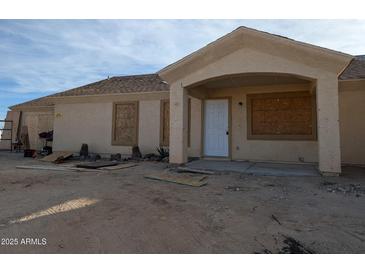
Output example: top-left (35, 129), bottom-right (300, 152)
top-left (99, 163), bottom-right (137, 170)
top-left (68, 167), bottom-right (104, 172)
top-left (76, 161), bottom-right (118, 169)
top-left (16, 165), bottom-right (70, 171)
top-left (16, 165), bottom-right (102, 172)
top-left (144, 172), bottom-right (207, 187)
top-left (177, 167), bottom-right (215, 175)
top-left (40, 151), bottom-right (73, 163)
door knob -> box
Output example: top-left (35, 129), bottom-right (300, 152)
top-left (226, 131), bottom-right (229, 135)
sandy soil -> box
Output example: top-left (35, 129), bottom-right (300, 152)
top-left (0, 152), bottom-right (364, 253)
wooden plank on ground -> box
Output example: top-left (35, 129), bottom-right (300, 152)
top-left (40, 151), bottom-right (74, 163)
top-left (16, 165), bottom-right (70, 171)
top-left (144, 172), bottom-right (207, 187)
top-left (177, 167), bottom-right (215, 175)
top-left (99, 163), bottom-right (137, 170)
top-left (16, 165), bottom-right (103, 172)
top-left (76, 161), bottom-right (118, 169)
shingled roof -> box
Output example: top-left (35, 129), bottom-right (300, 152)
top-left (10, 74), bottom-right (169, 109)
top-left (9, 55), bottom-right (365, 110)
top-left (340, 55), bottom-right (365, 80)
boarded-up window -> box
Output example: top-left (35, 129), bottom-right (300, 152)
top-left (112, 102), bottom-right (139, 146)
top-left (160, 100), bottom-right (170, 146)
top-left (247, 92), bottom-right (316, 140)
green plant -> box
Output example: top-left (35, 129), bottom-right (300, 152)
top-left (156, 147), bottom-right (169, 159)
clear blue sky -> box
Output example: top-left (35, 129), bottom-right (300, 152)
top-left (0, 19), bottom-right (364, 120)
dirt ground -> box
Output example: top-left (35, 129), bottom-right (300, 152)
top-left (0, 152), bottom-right (364, 253)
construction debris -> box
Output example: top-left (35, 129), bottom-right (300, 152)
top-left (16, 165), bottom-right (70, 171)
top-left (89, 154), bottom-right (101, 162)
top-left (16, 165), bottom-right (103, 172)
top-left (143, 153), bottom-right (160, 161)
top-left (110, 153), bottom-right (122, 161)
top-left (177, 167), bottom-right (215, 175)
top-left (23, 149), bottom-right (36, 158)
top-left (80, 143), bottom-right (89, 160)
top-left (145, 172), bottom-right (207, 187)
top-left (76, 161), bottom-right (118, 169)
top-left (99, 163), bottom-right (137, 170)
top-left (40, 151), bottom-right (73, 163)
top-left (322, 182), bottom-right (365, 196)
top-left (131, 146), bottom-right (142, 160)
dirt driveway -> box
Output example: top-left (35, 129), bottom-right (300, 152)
top-left (0, 152), bottom-right (364, 253)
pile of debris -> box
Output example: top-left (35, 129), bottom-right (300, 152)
top-left (142, 147), bottom-right (169, 162)
top-left (16, 144), bottom-right (172, 172)
top-left (322, 181), bottom-right (365, 197)
top-left (94, 146), bottom-right (169, 162)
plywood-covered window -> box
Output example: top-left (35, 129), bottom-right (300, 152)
top-left (160, 100), bottom-right (170, 146)
top-left (112, 102), bottom-right (139, 146)
top-left (247, 92), bottom-right (316, 140)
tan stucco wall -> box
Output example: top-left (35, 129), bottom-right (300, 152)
top-left (138, 100), bottom-right (161, 153)
top-left (188, 84), bottom-right (318, 163)
top-left (339, 81), bottom-right (365, 165)
top-left (163, 36), bottom-right (350, 173)
top-left (187, 96), bottom-right (202, 157)
top-left (53, 99), bottom-right (162, 155)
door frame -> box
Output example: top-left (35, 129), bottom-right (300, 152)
top-left (201, 97), bottom-right (232, 159)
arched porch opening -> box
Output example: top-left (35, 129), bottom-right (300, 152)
top-left (169, 71), bottom-right (341, 175)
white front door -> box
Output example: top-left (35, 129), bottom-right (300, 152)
top-left (203, 99), bottom-right (229, 157)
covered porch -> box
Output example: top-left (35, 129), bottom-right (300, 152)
top-left (159, 27), bottom-right (351, 175)
top-left (167, 72), bottom-right (342, 176)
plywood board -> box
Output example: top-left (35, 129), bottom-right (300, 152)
top-left (160, 100), bottom-right (170, 146)
top-left (16, 165), bottom-right (102, 172)
top-left (113, 102), bottom-right (138, 145)
top-left (248, 92), bottom-right (316, 139)
top-left (76, 161), bottom-right (118, 169)
top-left (177, 167), bottom-right (215, 175)
top-left (38, 113), bottom-right (53, 134)
top-left (24, 114), bottom-right (39, 150)
top-left (99, 163), bottom-right (137, 170)
top-left (40, 151), bottom-right (73, 163)
top-left (16, 165), bottom-right (71, 171)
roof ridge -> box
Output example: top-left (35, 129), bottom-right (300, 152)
top-left (111, 73), bottom-right (159, 79)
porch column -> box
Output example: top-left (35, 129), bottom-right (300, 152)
top-left (169, 82), bottom-right (188, 164)
top-left (316, 75), bottom-right (341, 175)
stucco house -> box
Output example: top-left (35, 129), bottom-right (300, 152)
top-left (4, 26), bottom-right (365, 175)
